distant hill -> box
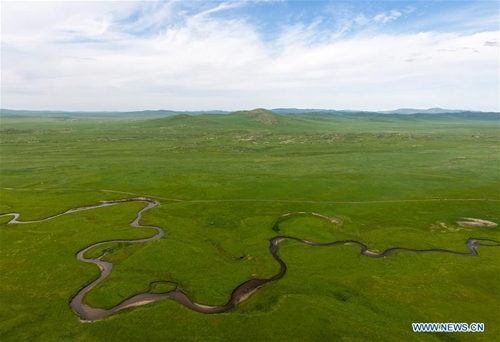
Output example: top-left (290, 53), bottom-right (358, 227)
top-left (270, 107), bottom-right (497, 115)
top-left (379, 108), bottom-right (468, 115)
top-left (1, 107), bottom-right (498, 119)
top-left (230, 108), bottom-right (289, 125)
top-left (0, 108), bottom-right (228, 118)
top-left (271, 108), bottom-right (333, 114)
top-left (270, 108), bottom-right (368, 115)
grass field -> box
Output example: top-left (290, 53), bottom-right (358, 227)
top-left (1, 110), bottom-right (499, 341)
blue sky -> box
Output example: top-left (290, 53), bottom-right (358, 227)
top-left (1, 1), bottom-right (499, 111)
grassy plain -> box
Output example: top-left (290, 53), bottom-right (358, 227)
top-left (1, 110), bottom-right (499, 341)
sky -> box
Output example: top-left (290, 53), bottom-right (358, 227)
top-left (1, 0), bottom-right (499, 111)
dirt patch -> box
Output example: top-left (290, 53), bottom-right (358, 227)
top-left (365, 250), bottom-right (382, 256)
top-left (193, 303), bottom-right (217, 309)
top-left (312, 212), bottom-right (343, 226)
top-left (236, 287), bottom-right (260, 304)
top-left (430, 221), bottom-right (469, 233)
top-left (280, 212), bottom-right (343, 226)
top-left (123, 299), bottom-right (156, 309)
top-left (430, 218), bottom-right (498, 232)
top-left (237, 136), bottom-right (255, 142)
top-left (457, 218), bottom-right (498, 228)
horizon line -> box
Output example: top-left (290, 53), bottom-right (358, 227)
top-left (1, 107), bottom-right (498, 114)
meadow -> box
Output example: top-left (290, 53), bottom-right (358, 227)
top-left (1, 109), bottom-right (499, 341)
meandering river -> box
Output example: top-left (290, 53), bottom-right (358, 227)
top-left (2, 198), bottom-right (499, 321)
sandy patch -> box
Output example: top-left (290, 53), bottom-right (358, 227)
top-left (311, 212), bottom-right (343, 225)
top-left (79, 318), bottom-right (95, 323)
top-left (457, 218), bottom-right (498, 228)
top-left (430, 218), bottom-right (497, 232)
top-left (280, 212), bottom-right (343, 226)
top-left (237, 136), bottom-right (254, 142)
top-left (430, 221), bottom-right (469, 232)
top-left (237, 287), bottom-right (260, 304)
top-left (122, 299), bottom-right (156, 309)
top-left (194, 303), bottom-right (217, 309)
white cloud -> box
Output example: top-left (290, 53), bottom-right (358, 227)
top-left (57, 15), bottom-right (111, 37)
top-left (374, 10), bottom-right (402, 23)
top-left (120, 1), bottom-right (175, 34)
top-left (354, 14), bottom-right (370, 26)
top-left (1, 2), bottom-right (499, 111)
top-left (404, 6), bottom-right (416, 14)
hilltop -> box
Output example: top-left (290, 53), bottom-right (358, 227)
top-left (229, 108), bottom-right (289, 125)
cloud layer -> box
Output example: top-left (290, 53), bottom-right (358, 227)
top-left (1, 1), bottom-right (499, 111)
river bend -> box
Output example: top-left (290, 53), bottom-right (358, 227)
top-left (2, 198), bottom-right (499, 321)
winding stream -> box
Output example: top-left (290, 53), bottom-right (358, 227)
top-left (2, 198), bottom-right (499, 322)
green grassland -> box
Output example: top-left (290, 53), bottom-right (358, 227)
top-left (1, 109), bottom-right (499, 341)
